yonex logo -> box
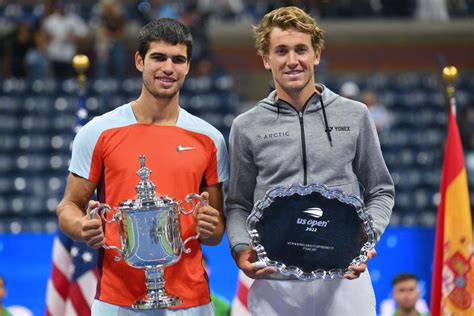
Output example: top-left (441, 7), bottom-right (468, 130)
top-left (303, 207), bottom-right (323, 218)
top-left (176, 145), bottom-right (196, 152)
top-left (327, 126), bottom-right (351, 132)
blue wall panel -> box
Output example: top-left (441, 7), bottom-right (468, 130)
top-left (0, 227), bottom-right (434, 315)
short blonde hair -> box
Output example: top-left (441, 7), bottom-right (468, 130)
top-left (253, 6), bottom-right (324, 56)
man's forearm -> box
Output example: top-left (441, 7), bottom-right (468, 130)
top-left (57, 201), bottom-right (86, 241)
top-left (200, 218), bottom-right (225, 246)
top-left (226, 208), bottom-right (252, 249)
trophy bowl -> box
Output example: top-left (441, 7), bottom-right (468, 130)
top-left (247, 183), bottom-right (376, 280)
top-left (90, 155), bottom-right (206, 309)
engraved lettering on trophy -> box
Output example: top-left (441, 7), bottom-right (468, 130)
top-left (296, 218), bottom-right (306, 224)
top-left (307, 219), bottom-right (329, 228)
top-left (287, 241), bottom-right (335, 252)
top-left (296, 217), bottom-right (329, 232)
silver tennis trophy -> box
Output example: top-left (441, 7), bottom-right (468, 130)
top-left (247, 183), bottom-right (376, 280)
top-left (90, 155), bottom-right (206, 309)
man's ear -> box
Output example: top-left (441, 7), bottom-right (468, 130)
top-left (185, 60), bottom-right (191, 76)
top-left (262, 55), bottom-right (271, 71)
top-left (314, 47), bottom-right (321, 67)
top-left (135, 51), bottom-right (144, 72)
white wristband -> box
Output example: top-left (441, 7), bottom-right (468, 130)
top-left (255, 261), bottom-right (267, 269)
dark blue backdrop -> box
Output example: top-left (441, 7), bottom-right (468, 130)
top-left (0, 227), bottom-right (434, 315)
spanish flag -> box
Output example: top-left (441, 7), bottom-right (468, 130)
top-left (430, 96), bottom-right (474, 315)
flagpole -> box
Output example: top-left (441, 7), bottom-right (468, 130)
top-left (46, 54), bottom-right (98, 316)
top-left (430, 66), bottom-right (457, 316)
top-left (72, 54), bottom-right (90, 91)
top-left (431, 65), bottom-right (474, 315)
top-left (442, 66), bottom-right (458, 99)
top-left (443, 65), bottom-right (459, 115)
top-left (71, 54), bottom-right (90, 135)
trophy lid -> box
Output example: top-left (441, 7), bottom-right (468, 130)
top-left (117, 155), bottom-right (175, 211)
top-left (136, 155), bottom-right (156, 199)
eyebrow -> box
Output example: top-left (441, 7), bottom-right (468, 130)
top-left (273, 43), bottom-right (309, 50)
top-left (149, 52), bottom-right (188, 60)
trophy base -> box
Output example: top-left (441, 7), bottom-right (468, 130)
top-left (132, 294), bottom-right (182, 309)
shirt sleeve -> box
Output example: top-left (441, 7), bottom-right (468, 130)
top-left (212, 131), bottom-right (230, 185)
top-left (225, 118), bottom-right (258, 252)
top-left (69, 120), bottom-right (103, 183)
top-left (353, 107), bottom-right (395, 239)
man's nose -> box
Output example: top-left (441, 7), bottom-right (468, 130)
top-left (287, 51), bottom-right (298, 66)
top-left (161, 58), bottom-right (174, 74)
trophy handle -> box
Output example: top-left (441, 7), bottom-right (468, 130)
top-left (182, 193), bottom-right (207, 215)
top-left (182, 233), bottom-right (200, 254)
top-left (180, 193), bottom-right (208, 253)
top-left (89, 203), bottom-right (124, 261)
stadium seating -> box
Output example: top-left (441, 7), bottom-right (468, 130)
top-left (0, 70), bottom-right (473, 232)
top-left (0, 72), bottom-right (239, 232)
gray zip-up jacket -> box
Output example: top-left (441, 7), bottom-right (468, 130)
top-left (226, 84), bottom-right (394, 255)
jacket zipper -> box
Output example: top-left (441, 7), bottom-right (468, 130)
top-left (278, 93), bottom-right (316, 186)
top-left (298, 112), bottom-right (308, 185)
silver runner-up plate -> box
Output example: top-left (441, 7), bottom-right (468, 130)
top-left (247, 183), bottom-right (376, 280)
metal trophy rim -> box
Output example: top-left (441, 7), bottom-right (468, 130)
top-left (247, 182), bottom-right (377, 281)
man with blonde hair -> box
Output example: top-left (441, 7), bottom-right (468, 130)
top-left (226, 6), bottom-right (394, 315)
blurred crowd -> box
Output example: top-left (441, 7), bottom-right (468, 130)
top-left (0, 0), bottom-right (473, 81)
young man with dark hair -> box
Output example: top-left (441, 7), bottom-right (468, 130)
top-left (392, 273), bottom-right (430, 316)
top-left (226, 6), bottom-right (394, 315)
top-left (57, 18), bottom-right (229, 315)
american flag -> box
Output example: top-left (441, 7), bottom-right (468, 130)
top-left (45, 230), bottom-right (98, 316)
top-left (231, 271), bottom-right (253, 316)
top-left (45, 73), bottom-right (98, 316)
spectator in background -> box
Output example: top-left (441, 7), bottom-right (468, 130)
top-left (339, 80), bottom-right (360, 101)
top-left (362, 89), bottom-right (393, 134)
top-left (134, 0), bottom-right (182, 23)
top-left (25, 21), bottom-right (52, 81)
top-left (0, 276), bottom-right (12, 316)
top-left (380, 273), bottom-right (429, 316)
top-left (415, 0), bottom-right (449, 21)
top-left (94, 0), bottom-right (128, 79)
top-left (390, 273), bottom-right (430, 316)
top-left (181, 0), bottom-right (211, 60)
top-left (1, 15), bottom-right (51, 80)
top-left (198, 0), bottom-right (245, 20)
top-left (380, 0), bottom-right (417, 17)
top-left (2, 17), bottom-right (34, 78)
top-left (42, 0), bottom-right (89, 79)
top-left (459, 106), bottom-right (474, 151)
